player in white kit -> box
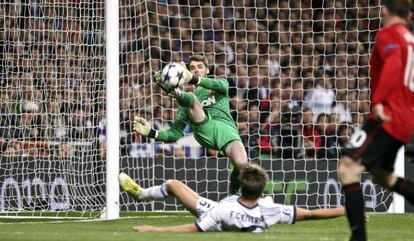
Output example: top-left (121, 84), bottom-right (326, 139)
top-left (119, 163), bottom-right (345, 233)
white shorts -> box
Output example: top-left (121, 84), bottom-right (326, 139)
top-left (195, 197), bottom-right (218, 218)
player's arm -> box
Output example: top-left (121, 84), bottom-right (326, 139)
top-left (179, 62), bottom-right (229, 94)
top-left (133, 107), bottom-right (187, 143)
top-left (295, 207), bottom-right (345, 221)
top-left (156, 107), bottom-right (187, 142)
top-left (133, 223), bottom-right (198, 233)
top-left (194, 77), bottom-right (229, 95)
top-left (371, 31), bottom-right (403, 106)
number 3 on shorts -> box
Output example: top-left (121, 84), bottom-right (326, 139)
top-left (349, 129), bottom-right (367, 148)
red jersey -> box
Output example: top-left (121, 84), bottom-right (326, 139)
top-left (370, 24), bottom-right (414, 143)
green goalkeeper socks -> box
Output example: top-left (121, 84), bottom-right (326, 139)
top-left (175, 91), bottom-right (195, 108)
top-left (229, 167), bottom-right (240, 195)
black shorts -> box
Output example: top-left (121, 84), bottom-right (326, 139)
top-left (342, 120), bottom-right (404, 172)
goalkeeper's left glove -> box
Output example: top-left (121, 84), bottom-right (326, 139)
top-left (133, 116), bottom-right (157, 138)
top-left (179, 61), bottom-right (200, 85)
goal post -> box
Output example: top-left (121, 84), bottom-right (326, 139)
top-left (104, 0), bottom-right (120, 220)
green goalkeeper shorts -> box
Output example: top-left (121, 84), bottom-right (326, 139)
top-left (192, 114), bottom-right (242, 156)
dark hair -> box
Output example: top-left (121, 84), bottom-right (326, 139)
top-left (240, 163), bottom-right (269, 200)
top-left (383, 0), bottom-right (413, 18)
top-left (316, 113), bottom-right (329, 124)
top-left (188, 55), bottom-right (208, 68)
top-left (337, 123), bottom-right (352, 136)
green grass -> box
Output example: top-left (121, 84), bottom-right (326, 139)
top-left (1, 212), bottom-right (413, 241)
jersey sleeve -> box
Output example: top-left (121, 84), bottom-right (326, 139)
top-left (156, 107), bottom-right (187, 142)
top-left (371, 30), bottom-right (404, 105)
top-left (376, 30), bottom-right (402, 60)
top-left (195, 205), bottom-right (222, 232)
top-left (198, 77), bottom-right (229, 95)
top-left (261, 204), bottom-right (296, 226)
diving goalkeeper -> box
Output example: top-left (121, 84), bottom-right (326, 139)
top-left (133, 55), bottom-right (247, 194)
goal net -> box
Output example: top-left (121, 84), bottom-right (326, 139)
top-left (119, 0), bottom-right (393, 212)
top-left (0, 0), bottom-right (397, 217)
top-left (0, 1), bottom-right (106, 217)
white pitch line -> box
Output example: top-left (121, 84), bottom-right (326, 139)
top-left (0, 215), bottom-right (195, 225)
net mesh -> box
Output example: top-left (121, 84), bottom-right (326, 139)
top-left (0, 1), bottom-right (106, 216)
top-left (0, 0), bottom-right (398, 215)
top-left (119, 0), bottom-right (392, 212)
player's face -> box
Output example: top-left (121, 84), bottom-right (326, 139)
top-left (380, 5), bottom-right (391, 20)
top-left (189, 61), bottom-right (208, 77)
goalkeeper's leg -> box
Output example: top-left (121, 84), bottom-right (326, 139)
top-left (168, 88), bottom-right (206, 124)
top-left (229, 166), bottom-right (240, 195)
top-left (225, 140), bottom-right (248, 195)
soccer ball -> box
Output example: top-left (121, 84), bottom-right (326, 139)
top-left (161, 62), bottom-right (187, 89)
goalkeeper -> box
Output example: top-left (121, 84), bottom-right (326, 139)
top-left (133, 55), bottom-right (247, 194)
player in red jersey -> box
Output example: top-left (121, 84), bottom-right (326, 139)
top-left (338, 1), bottom-right (414, 240)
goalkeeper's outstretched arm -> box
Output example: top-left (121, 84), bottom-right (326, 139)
top-left (195, 77), bottom-right (229, 95)
top-left (178, 60), bottom-right (228, 95)
top-left (133, 107), bottom-right (187, 143)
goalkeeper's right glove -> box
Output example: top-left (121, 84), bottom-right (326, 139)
top-left (153, 69), bottom-right (184, 94)
top-left (133, 116), bottom-right (157, 138)
top-left (179, 61), bottom-right (200, 85)
top-left (153, 70), bottom-right (162, 82)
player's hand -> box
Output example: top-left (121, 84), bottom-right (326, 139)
top-left (179, 61), bottom-right (198, 85)
top-left (153, 70), bottom-right (162, 83)
top-left (372, 104), bottom-right (391, 123)
top-left (133, 116), bottom-right (157, 138)
top-left (133, 225), bottom-right (157, 232)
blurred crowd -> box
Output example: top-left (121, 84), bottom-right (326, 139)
top-left (131, 0), bottom-right (380, 160)
top-left (0, 0), bottom-right (412, 160)
top-left (0, 0), bottom-right (105, 157)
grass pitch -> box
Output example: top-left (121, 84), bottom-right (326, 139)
top-left (0, 212), bottom-right (413, 241)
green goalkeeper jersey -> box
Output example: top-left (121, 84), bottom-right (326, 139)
top-left (156, 77), bottom-right (237, 143)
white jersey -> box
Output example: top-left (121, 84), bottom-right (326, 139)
top-left (195, 196), bottom-right (296, 232)
top-left (303, 85), bottom-right (335, 122)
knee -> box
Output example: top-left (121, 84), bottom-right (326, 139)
top-left (235, 154), bottom-right (248, 165)
top-left (232, 152), bottom-right (248, 167)
top-left (338, 160), bottom-right (349, 183)
top-left (164, 179), bottom-right (181, 193)
top-left (338, 157), bottom-right (351, 175)
top-left (338, 156), bottom-right (363, 184)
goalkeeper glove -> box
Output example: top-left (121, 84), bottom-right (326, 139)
top-left (179, 61), bottom-right (200, 85)
top-left (153, 70), bottom-right (171, 93)
top-left (133, 117), bottom-right (157, 138)
top-left (153, 70), bottom-right (162, 83)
